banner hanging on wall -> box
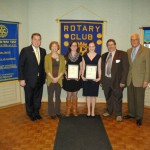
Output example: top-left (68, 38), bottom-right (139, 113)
top-left (143, 27), bottom-right (150, 48)
top-left (60, 20), bottom-right (104, 56)
top-left (0, 20), bottom-right (19, 82)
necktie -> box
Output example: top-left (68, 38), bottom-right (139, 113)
top-left (131, 48), bottom-right (136, 62)
top-left (106, 53), bottom-right (112, 75)
top-left (35, 48), bottom-right (40, 64)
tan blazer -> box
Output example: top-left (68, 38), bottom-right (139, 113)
top-left (127, 45), bottom-right (150, 87)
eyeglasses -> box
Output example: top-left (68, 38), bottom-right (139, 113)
top-left (71, 45), bottom-right (77, 47)
top-left (131, 39), bottom-right (139, 41)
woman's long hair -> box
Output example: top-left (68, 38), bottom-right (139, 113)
top-left (64, 40), bottom-right (79, 61)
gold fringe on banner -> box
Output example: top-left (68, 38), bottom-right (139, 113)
top-left (55, 5), bottom-right (108, 23)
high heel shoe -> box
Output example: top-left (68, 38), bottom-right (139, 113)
top-left (91, 115), bottom-right (95, 118)
top-left (86, 114), bottom-right (91, 118)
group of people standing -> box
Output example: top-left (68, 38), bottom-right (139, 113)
top-left (18, 33), bottom-right (150, 126)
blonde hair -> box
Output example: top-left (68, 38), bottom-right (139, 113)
top-left (130, 33), bottom-right (140, 40)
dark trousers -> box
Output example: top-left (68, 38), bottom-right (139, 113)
top-left (24, 82), bottom-right (43, 116)
top-left (127, 82), bottom-right (145, 120)
top-left (103, 77), bottom-right (123, 116)
top-left (47, 83), bottom-right (61, 116)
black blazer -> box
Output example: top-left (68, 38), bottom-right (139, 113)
top-left (18, 45), bottom-right (46, 88)
top-left (101, 50), bottom-right (129, 89)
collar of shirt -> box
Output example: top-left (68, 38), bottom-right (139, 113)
top-left (132, 44), bottom-right (140, 54)
top-left (32, 45), bottom-right (41, 62)
top-left (107, 49), bottom-right (116, 61)
top-left (32, 45), bottom-right (40, 53)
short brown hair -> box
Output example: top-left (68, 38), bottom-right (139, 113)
top-left (49, 41), bottom-right (60, 50)
top-left (106, 39), bottom-right (116, 46)
top-left (31, 33), bottom-right (41, 39)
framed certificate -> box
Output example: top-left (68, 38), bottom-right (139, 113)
top-left (67, 64), bottom-right (79, 79)
top-left (86, 65), bottom-right (97, 80)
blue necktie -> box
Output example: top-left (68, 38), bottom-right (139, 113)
top-left (131, 48), bottom-right (136, 62)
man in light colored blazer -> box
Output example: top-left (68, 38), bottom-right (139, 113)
top-left (124, 33), bottom-right (150, 126)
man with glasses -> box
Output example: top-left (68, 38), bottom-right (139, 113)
top-left (124, 33), bottom-right (150, 126)
top-left (101, 39), bottom-right (129, 122)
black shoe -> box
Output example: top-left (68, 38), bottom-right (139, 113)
top-left (91, 115), bottom-right (95, 118)
top-left (56, 114), bottom-right (62, 118)
top-left (28, 115), bottom-right (36, 121)
top-left (123, 115), bottom-right (134, 119)
top-left (86, 115), bottom-right (91, 118)
top-left (35, 114), bottom-right (42, 120)
top-left (136, 119), bottom-right (142, 126)
top-left (51, 115), bottom-right (56, 120)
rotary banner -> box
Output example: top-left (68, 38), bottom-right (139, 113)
top-left (143, 27), bottom-right (150, 48)
top-left (0, 20), bottom-right (19, 82)
top-left (60, 20), bottom-right (104, 55)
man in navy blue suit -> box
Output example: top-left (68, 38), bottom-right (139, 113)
top-left (18, 33), bottom-right (46, 121)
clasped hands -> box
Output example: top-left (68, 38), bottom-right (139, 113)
top-left (52, 77), bottom-right (59, 83)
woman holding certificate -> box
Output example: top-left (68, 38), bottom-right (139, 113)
top-left (82, 41), bottom-right (101, 117)
top-left (63, 41), bottom-right (82, 117)
top-left (45, 41), bottom-right (65, 119)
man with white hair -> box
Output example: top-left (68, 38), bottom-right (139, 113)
top-left (124, 33), bottom-right (150, 126)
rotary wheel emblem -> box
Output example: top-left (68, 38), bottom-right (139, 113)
top-left (0, 24), bottom-right (8, 38)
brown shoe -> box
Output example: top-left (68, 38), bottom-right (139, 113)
top-left (72, 98), bottom-right (78, 116)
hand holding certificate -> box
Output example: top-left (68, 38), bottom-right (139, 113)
top-left (86, 65), bottom-right (97, 80)
top-left (67, 64), bottom-right (79, 79)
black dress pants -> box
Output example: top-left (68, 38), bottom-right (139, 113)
top-left (24, 81), bottom-right (43, 116)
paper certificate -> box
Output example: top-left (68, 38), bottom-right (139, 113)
top-left (86, 65), bottom-right (97, 80)
top-left (68, 64), bottom-right (79, 79)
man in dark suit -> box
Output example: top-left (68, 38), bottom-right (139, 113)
top-left (101, 39), bottom-right (129, 122)
top-left (18, 33), bottom-right (46, 121)
top-left (123, 33), bottom-right (150, 126)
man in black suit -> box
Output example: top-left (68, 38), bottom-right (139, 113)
top-left (18, 33), bottom-right (46, 121)
top-left (101, 39), bottom-right (129, 122)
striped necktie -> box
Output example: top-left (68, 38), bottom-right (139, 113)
top-left (106, 53), bottom-right (112, 75)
